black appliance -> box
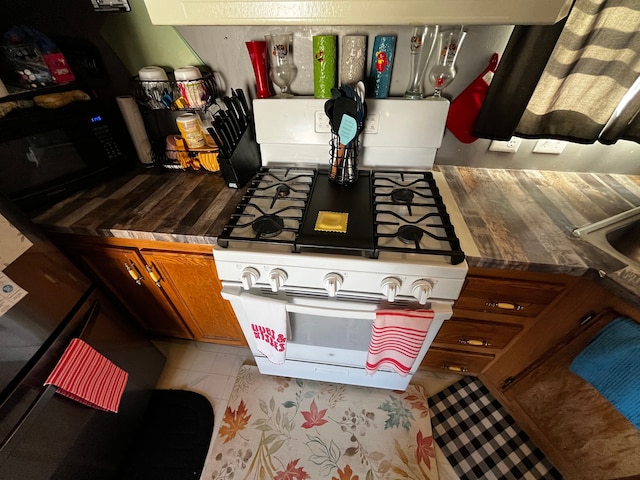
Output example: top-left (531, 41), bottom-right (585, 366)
top-left (0, 196), bottom-right (165, 479)
top-left (0, 87), bottom-right (134, 212)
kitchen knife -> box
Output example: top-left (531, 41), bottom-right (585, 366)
top-left (215, 114), bottom-right (237, 153)
top-left (222, 97), bottom-right (243, 135)
top-left (229, 96), bottom-right (247, 129)
top-left (233, 88), bottom-right (251, 120)
top-left (206, 126), bottom-right (226, 157)
top-left (217, 109), bottom-right (239, 143)
top-left (212, 117), bottom-right (232, 157)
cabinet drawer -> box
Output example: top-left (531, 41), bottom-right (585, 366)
top-left (435, 318), bottom-right (522, 350)
top-left (420, 347), bottom-right (494, 374)
top-left (455, 276), bottom-right (566, 318)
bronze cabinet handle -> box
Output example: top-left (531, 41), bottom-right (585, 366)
top-left (124, 260), bottom-right (143, 285)
top-left (458, 337), bottom-right (491, 347)
top-left (485, 301), bottom-right (523, 311)
top-left (441, 364), bottom-right (468, 373)
top-left (145, 264), bottom-right (162, 287)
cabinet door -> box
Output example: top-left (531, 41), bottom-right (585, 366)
top-left (74, 243), bottom-right (193, 339)
top-left (142, 248), bottom-right (246, 345)
top-left (499, 310), bottom-right (640, 480)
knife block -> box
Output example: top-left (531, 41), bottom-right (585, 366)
top-left (218, 121), bottom-right (261, 189)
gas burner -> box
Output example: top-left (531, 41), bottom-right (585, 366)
top-left (269, 184), bottom-right (291, 208)
top-left (391, 188), bottom-right (415, 215)
top-left (276, 184), bottom-right (291, 197)
top-left (397, 225), bottom-right (423, 246)
top-left (252, 214), bottom-right (284, 238)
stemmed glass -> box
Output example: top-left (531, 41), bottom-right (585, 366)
top-left (404, 25), bottom-right (439, 99)
top-left (265, 33), bottom-right (297, 98)
top-left (426, 26), bottom-right (466, 101)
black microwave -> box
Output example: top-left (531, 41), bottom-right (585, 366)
top-left (0, 89), bottom-right (134, 212)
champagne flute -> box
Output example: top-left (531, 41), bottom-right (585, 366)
top-left (426, 26), bottom-right (466, 101)
top-left (265, 33), bottom-right (297, 98)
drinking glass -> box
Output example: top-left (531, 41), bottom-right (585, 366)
top-left (404, 25), bottom-right (439, 99)
top-left (426, 26), bottom-right (466, 101)
top-left (265, 33), bottom-right (297, 98)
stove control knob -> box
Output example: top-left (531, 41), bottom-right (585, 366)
top-left (268, 269), bottom-right (288, 292)
top-left (411, 280), bottom-right (434, 305)
top-left (323, 273), bottom-right (343, 297)
top-left (380, 277), bottom-right (402, 303)
top-left (240, 267), bottom-right (260, 290)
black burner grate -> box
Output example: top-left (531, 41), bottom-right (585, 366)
top-left (216, 167), bottom-right (314, 248)
top-left (372, 170), bottom-right (465, 265)
top-left (218, 168), bottom-right (465, 265)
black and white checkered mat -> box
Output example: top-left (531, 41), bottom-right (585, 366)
top-left (428, 376), bottom-right (562, 480)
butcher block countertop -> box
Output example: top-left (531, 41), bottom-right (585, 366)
top-left (33, 166), bottom-right (640, 301)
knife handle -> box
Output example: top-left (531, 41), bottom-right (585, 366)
top-left (206, 127), bottom-right (225, 154)
top-left (234, 88), bottom-right (251, 119)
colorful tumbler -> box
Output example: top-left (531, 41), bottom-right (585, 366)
top-left (340, 35), bottom-right (367, 87)
top-left (369, 35), bottom-right (396, 98)
top-left (313, 35), bottom-right (337, 99)
top-left (246, 41), bottom-right (271, 99)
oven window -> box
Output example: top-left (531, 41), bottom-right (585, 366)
top-left (288, 312), bottom-right (373, 351)
top-left (0, 133), bottom-right (87, 197)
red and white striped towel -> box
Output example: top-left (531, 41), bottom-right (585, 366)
top-left (44, 338), bottom-right (128, 413)
top-left (366, 309), bottom-right (434, 376)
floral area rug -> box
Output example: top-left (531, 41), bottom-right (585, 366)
top-left (210, 364), bottom-right (439, 480)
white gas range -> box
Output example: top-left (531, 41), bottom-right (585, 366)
top-left (214, 98), bottom-right (468, 390)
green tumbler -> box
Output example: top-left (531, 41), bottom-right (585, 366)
top-left (313, 35), bottom-right (337, 99)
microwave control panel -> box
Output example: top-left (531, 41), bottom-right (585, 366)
top-left (89, 115), bottom-right (123, 160)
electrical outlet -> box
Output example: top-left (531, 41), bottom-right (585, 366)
top-left (533, 139), bottom-right (567, 154)
top-left (489, 137), bottom-right (522, 153)
top-left (314, 110), bottom-right (331, 133)
top-left (363, 113), bottom-right (380, 134)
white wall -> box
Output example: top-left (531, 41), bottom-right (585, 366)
top-left (178, 24), bottom-right (640, 174)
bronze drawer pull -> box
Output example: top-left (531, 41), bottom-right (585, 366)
top-left (145, 264), bottom-right (162, 287)
top-left (486, 301), bottom-right (523, 311)
top-left (441, 364), bottom-right (468, 373)
top-left (124, 261), bottom-right (143, 285)
top-left (458, 337), bottom-right (491, 347)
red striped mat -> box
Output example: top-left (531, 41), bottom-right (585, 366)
top-left (44, 338), bottom-right (128, 413)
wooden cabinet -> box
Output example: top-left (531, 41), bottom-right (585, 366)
top-left (421, 267), bottom-right (576, 375)
top-left (144, 0), bottom-right (571, 26)
top-left (142, 248), bottom-right (243, 343)
top-left (50, 234), bottom-right (246, 346)
top-left (480, 278), bottom-right (640, 480)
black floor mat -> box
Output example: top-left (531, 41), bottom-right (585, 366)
top-left (428, 377), bottom-right (561, 480)
top-left (118, 390), bottom-right (214, 480)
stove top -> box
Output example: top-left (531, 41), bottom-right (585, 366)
top-left (217, 167), bottom-right (465, 265)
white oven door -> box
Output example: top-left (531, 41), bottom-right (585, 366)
top-left (222, 285), bottom-right (452, 371)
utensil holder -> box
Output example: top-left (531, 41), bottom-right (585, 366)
top-left (328, 133), bottom-right (358, 186)
top-left (130, 72), bottom-right (217, 110)
top-left (218, 122), bottom-right (262, 189)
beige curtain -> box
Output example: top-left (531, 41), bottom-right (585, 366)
top-left (516, 0), bottom-right (640, 143)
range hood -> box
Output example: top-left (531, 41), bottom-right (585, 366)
top-left (143, 0), bottom-right (572, 26)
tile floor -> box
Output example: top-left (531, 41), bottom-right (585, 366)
top-left (152, 338), bottom-right (461, 480)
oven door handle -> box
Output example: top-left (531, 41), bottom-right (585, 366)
top-left (285, 303), bottom-right (376, 320)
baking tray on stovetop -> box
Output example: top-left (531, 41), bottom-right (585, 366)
top-left (296, 170), bottom-right (375, 257)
